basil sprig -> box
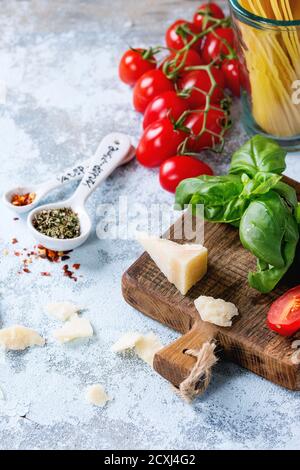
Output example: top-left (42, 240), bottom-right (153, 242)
top-left (175, 135), bottom-right (299, 294)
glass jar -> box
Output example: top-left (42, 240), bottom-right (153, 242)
top-left (229, 0), bottom-right (300, 150)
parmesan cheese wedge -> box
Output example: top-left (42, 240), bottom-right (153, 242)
top-left (0, 325), bottom-right (45, 351)
top-left (85, 384), bottom-right (110, 407)
top-left (45, 302), bottom-right (79, 321)
top-left (53, 317), bottom-right (93, 343)
top-left (194, 296), bottom-right (239, 327)
top-left (137, 234), bottom-right (208, 295)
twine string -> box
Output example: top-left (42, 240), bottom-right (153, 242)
top-left (178, 341), bottom-right (218, 403)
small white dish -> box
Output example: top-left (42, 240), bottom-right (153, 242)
top-left (27, 132), bottom-right (133, 251)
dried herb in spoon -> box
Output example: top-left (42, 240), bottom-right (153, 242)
top-left (32, 207), bottom-right (81, 239)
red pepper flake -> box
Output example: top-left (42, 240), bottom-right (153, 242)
top-left (14, 251), bottom-right (20, 256)
top-left (11, 192), bottom-right (36, 207)
top-left (72, 263), bottom-right (80, 270)
top-left (63, 270), bottom-right (73, 277)
top-left (23, 268), bottom-right (31, 273)
top-left (12, 238), bottom-right (18, 244)
top-left (41, 272), bottom-right (51, 277)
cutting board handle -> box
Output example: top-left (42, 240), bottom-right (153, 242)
top-left (153, 322), bottom-right (218, 399)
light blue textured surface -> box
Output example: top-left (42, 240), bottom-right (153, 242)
top-left (0, 0), bottom-right (299, 450)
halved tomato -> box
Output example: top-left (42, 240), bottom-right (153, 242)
top-left (267, 286), bottom-right (300, 336)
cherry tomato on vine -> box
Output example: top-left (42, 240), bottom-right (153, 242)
top-left (119, 48), bottom-right (157, 86)
top-left (160, 49), bottom-right (203, 80)
top-left (222, 59), bottom-right (241, 97)
top-left (179, 67), bottom-right (225, 108)
top-left (143, 91), bottom-right (189, 130)
top-left (165, 19), bottom-right (202, 52)
top-left (136, 118), bottom-right (187, 167)
top-left (193, 3), bottom-right (225, 31)
top-left (202, 27), bottom-right (235, 64)
top-left (159, 155), bottom-right (214, 193)
top-left (133, 69), bottom-right (174, 113)
top-left (267, 286), bottom-right (300, 337)
top-left (184, 107), bottom-right (229, 151)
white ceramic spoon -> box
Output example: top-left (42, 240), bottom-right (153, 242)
top-left (3, 140), bottom-right (135, 214)
top-left (27, 132), bottom-right (132, 251)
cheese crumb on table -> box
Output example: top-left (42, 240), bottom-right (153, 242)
top-left (45, 302), bottom-right (79, 321)
top-left (53, 317), bottom-right (93, 343)
top-left (194, 296), bottom-right (239, 327)
top-left (111, 332), bottom-right (143, 352)
top-left (135, 332), bottom-right (163, 366)
top-left (85, 384), bottom-right (110, 407)
top-left (0, 325), bottom-right (45, 351)
top-left (111, 331), bottom-right (162, 367)
top-left (137, 233), bottom-right (208, 295)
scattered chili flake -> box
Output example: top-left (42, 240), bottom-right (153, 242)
top-left (37, 246), bottom-right (73, 263)
top-left (41, 272), bottom-right (51, 277)
top-left (73, 263), bottom-right (80, 270)
top-left (13, 217), bottom-right (19, 221)
top-left (11, 192), bottom-right (36, 207)
top-left (64, 270), bottom-right (73, 277)
top-left (11, 238), bottom-right (18, 244)
top-left (14, 251), bottom-right (20, 256)
top-left (61, 255), bottom-right (70, 261)
top-left (23, 268), bottom-right (31, 273)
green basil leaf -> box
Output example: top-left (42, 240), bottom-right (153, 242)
top-left (229, 135), bottom-right (286, 177)
top-left (273, 181), bottom-right (298, 210)
top-left (247, 207), bottom-right (299, 293)
top-left (239, 191), bottom-right (287, 268)
top-left (295, 203), bottom-right (300, 223)
top-left (240, 172), bottom-right (282, 198)
top-left (175, 175), bottom-right (243, 209)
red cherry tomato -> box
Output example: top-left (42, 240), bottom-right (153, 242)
top-left (222, 59), bottom-right (241, 97)
top-left (119, 48), bottom-right (156, 86)
top-left (166, 19), bottom-right (202, 52)
top-left (267, 286), bottom-right (300, 337)
top-left (136, 118), bottom-right (187, 167)
top-left (193, 3), bottom-right (225, 31)
top-left (179, 67), bottom-right (225, 108)
top-left (184, 108), bottom-right (229, 151)
top-left (133, 69), bottom-right (174, 113)
top-left (160, 49), bottom-right (203, 80)
top-left (143, 91), bottom-right (189, 130)
top-left (202, 27), bottom-right (235, 64)
top-left (159, 155), bottom-right (214, 193)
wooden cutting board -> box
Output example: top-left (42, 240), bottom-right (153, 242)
top-left (122, 176), bottom-right (300, 391)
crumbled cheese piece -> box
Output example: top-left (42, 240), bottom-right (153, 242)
top-left (85, 384), bottom-right (110, 407)
top-left (137, 233), bottom-right (207, 295)
top-left (135, 332), bottom-right (163, 366)
top-left (194, 296), bottom-right (239, 327)
top-left (111, 332), bottom-right (143, 353)
top-left (45, 302), bottom-right (79, 321)
top-left (2, 249), bottom-right (9, 256)
top-left (111, 331), bottom-right (162, 367)
top-left (53, 317), bottom-right (93, 343)
top-left (0, 325), bottom-right (45, 351)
